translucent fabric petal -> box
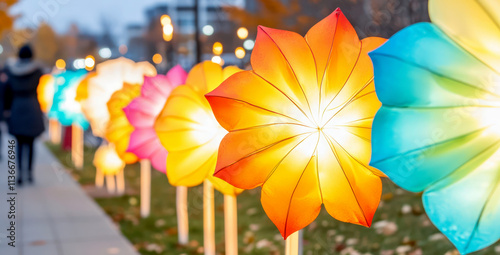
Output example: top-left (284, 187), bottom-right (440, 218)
top-left (370, 20), bottom-right (500, 254)
top-left (80, 57), bottom-right (156, 137)
top-left (48, 70), bottom-right (89, 129)
top-left (37, 74), bottom-right (55, 113)
top-left (105, 83), bottom-right (141, 164)
top-left (75, 72), bottom-right (96, 102)
top-left (93, 143), bottom-right (125, 176)
top-left (429, 0), bottom-right (500, 73)
top-left (155, 61), bottom-right (243, 196)
top-left (124, 66), bottom-right (187, 172)
top-left (206, 9), bottom-right (385, 238)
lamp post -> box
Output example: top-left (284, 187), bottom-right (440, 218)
top-left (161, 14), bottom-right (174, 70)
top-left (194, 0), bottom-right (201, 63)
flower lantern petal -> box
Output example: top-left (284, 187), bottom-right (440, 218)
top-left (37, 74), bottom-right (55, 113)
top-left (93, 143), bottom-right (126, 176)
top-left (81, 57), bottom-right (156, 137)
top-left (105, 83), bottom-right (142, 164)
top-left (185, 61), bottom-right (223, 94)
top-left (166, 65), bottom-right (188, 88)
top-left (155, 61), bottom-right (244, 196)
top-left (251, 26), bottom-right (318, 126)
top-left (48, 70), bottom-right (89, 129)
top-left (369, 18), bottom-right (500, 255)
top-left (75, 72), bottom-right (96, 102)
top-left (429, 0), bottom-right (500, 72)
top-left (305, 8), bottom-right (361, 110)
top-left (124, 65), bottom-right (188, 172)
top-left (207, 9), bottom-right (385, 239)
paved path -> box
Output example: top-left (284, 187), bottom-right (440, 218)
top-left (0, 128), bottom-right (139, 255)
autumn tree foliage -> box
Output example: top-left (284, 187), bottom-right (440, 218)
top-left (0, 0), bottom-right (18, 38)
top-left (33, 23), bottom-right (59, 66)
top-left (223, 0), bottom-right (429, 38)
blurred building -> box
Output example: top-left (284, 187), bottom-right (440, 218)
top-left (120, 0), bottom-right (429, 70)
top-left (123, 0), bottom-right (247, 70)
top-left (124, 24), bottom-right (148, 62)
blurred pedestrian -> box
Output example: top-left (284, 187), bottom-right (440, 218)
top-left (4, 44), bottom-right (45, 185)
top-left (0, 65), bottom-right (8, 161)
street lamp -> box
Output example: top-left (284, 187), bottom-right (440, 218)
top-left (85, 55), bottom-right (95, 71)
top-left (161, 15), bottom-right (171, 26)
top-left (213, 42), bottom-right (223, 55)
top-left (162, 14), bottom-right (173, 42)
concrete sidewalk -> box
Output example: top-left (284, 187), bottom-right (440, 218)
top-left (0, 130), bottom-right (139, 255)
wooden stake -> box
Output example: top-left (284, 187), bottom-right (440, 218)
top-left (95, 168), bottom-right (104, 188)
top-left (106, 174), bottom-right (116, 194)
top-left (140, 159), bottom-right (151, 218)
top-left (285, 230), bottom-right (303, 255)
top-left (116, 169), bottom-right (125, 195)
top-left (71, 124), bottom-right (84, 170)
top-left (176, 186), bottom-right (189, 245)
top-left (203, 180), bottom-right (215, 255)
top-left (224, 194), bottom-right (238, 255)
top-left (49, 118), bottom-right (61, 144)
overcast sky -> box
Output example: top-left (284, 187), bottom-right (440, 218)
top-left (11, 0), bottom-right (167, 42)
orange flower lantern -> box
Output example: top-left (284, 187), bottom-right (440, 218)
top-left (206, 9), bottom-right (387, 240)
top-left (37, 74), bottom-right (55, 113)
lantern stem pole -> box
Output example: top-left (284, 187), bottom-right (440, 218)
top-left (49, 118), bottom-right (61, 144)
top-left (224, 194), bottom-right (238, 255)
top-left (177, 186), bottom-right (189, 245)
top-left (71, 124), bottom-right (84, 170)
top-left (95, 168), bottom-right (104, 188)
top-left (203, 180), bottom-right (215, 255)
top-left (116, 169), bottom-right (125, 195)
top-left (105, 174), bottom-right (116, 193)
top-left (140, 159), bottom-right (151, 218)
top-left (285, 230), bottom-right (303, 255)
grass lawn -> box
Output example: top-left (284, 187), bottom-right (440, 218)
top-left (45, 142), bottom-right (499, 255)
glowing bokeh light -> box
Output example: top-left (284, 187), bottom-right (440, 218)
top-left (99, 48), bottom-right (112, 59)
top-left (85, 55), bottom-right (95, 71)
top-left (152, 53), bottom-right (163, 64)
top-left (161, 15), bottom-right (171, 26)
top-left (211, 55), bottom-right (223, 65)
top-left (235, 47), bottom-right (245, 59)
top-left (119, 45), bottom-right (128, 55)
top-left (243, 39), bottom-right (255, 50)
top-left (55, 59), bottom-right (66, 70)
top-left (237, 27), bottom-right (248, 39)
top-left (212, 42), bottom-right (223, 55)
top-left (202, 25), bottom-right (214, 36)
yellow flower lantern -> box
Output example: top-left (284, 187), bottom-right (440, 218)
top-left (93, 143), bottom-right (126, 176)
top-left (105, 83), bottom-right (142, 164)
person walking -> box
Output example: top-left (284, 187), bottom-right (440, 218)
top-left (0, 66), bottom-right (8, 161)
top-left (4, 45), bottom-right (45, 185)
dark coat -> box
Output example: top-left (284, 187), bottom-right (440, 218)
top-left (0, 68), bottom-right (6, 122)
top-left (5, 60), bottom-right (45, 137)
